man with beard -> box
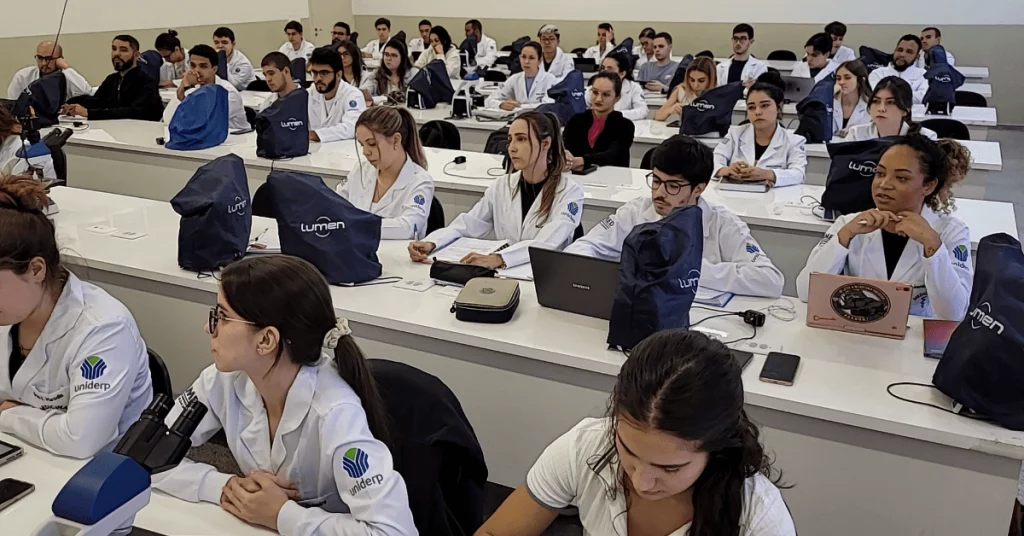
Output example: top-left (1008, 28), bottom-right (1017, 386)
top-left (868, 34), bottom-right (929, 104)
top-left (715, 24), bottom-right (768, 88)
top-left (305, 46), bottom-right (366, 143)
top-left (62, 35), bottom-right (162, 121)
top-left (8, 40), bottom-right (93, 100)
top-left (163, 44), bottom-right (248, 131)
top-left (332, 22), bottom-right (352, 45)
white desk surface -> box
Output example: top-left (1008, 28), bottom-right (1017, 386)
top-left (0, 435), bottom-right (264, 535)
top-left (62, 120), bottom-right (1012, 236)
top-left (42, 186), bottom-right (1024, 461)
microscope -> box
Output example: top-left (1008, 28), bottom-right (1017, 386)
top-left (31, 394), bottom-right (208, 536)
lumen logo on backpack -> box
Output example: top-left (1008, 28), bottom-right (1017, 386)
top-left (302, 216), bottom-right (347, 238)
top-left (690, 100), bottom-right (715, 111)
top-left (280, 118), bottom-right (304, 131)
top-left (848, 160), bottom-right (877, 177)
top-left (969, 302), bottom-right (1004, 334)
top-left (228, 196), bottom-right (247, 215)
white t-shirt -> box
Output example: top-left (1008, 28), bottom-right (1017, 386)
top-left (527, 417), bottom-right (796, 536)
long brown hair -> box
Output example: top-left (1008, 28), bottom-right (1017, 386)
top-left (510, 111), bottom-right (565, 221)
top-left (682, 57), bottom-right (717, 99)
top-left (837, 59), bottom-right (871, 104)
top-left (373, 39), bottom-right (411, 96)
top-left (0, 107), bottom-right (21, 139)
top-left (356, 106), bottom-right (426, 169)
top-left (220, 255), bottom-right (390, 447)
top-left (871, 76), bottom-right (922, 136)
top-left (0, 175), bottom-right (64, 288)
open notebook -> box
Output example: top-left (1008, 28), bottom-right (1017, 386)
top-left (431, 238), bottom-right (532, 280)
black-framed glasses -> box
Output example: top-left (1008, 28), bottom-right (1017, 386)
top-left (646, 172), bottom-right (692, 195)
top-left (731, 36), bottom-right (750, 43)
top-left (34, 55), bottom-right (58, 62)
top-left (208, 304), bottom-right (255, 334)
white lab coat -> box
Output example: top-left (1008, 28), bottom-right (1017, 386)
top-left (839, 121), bottom-right (938, 141)
top-left (539, 48), bottom-right (576, 82)
top-left (0, 273), bottom-right (152, 459)
top-left (868, 64), bottom-right (929, 105)
top-left (7, 66), bottom-right (93, 100)
top-left (832, 96), bottom-right (871, 135)
top-left (566, 196), bottom-right (784, 297)
top-left (796, 207), bottom-right (972, 320)
top-left (484, 71), bottom-right (556, 110)
top-left (790, 59), bottom-right (839, 83)
top-left (716, 57), bottom-right (769, 86)
top-left (424, 172), bottom-right (585, 268)
top-left (163, 77), bottom-right (249, 132)
top-left (585, 79), bottom-right (647, 121)
top-left (916, 48), bottom-right (956, 69)
top-left (338, 156), bottom-right (434, 240)
top-left (583, 44), bottom-right (612, 62)
top-left (363, 39), bottom-right (388, 60)
top-left (713, 124), bottom-right (808, 188)
top-left (408, 38), bottom-right (425, 54)
top-left (414, 46), bottom-right (461, 78)
top-left (832, 46), bottom-right (856, 65)
top-left (279, 40), bottom-right (316, 62)
top-left (475, 34), bottom-right (499, 70)
top-left (225, 49), bottom-right (257, 91)
top-left (151, 362), bottom-right (416, 536)
top-left (308, 83), bottom-right (367, 142)
top-left (0, 135), bottom-right (56, 180)
top-left (359, 70), bottom-right (416, 97)
top-left (160, 51), bottom-right (189, 82)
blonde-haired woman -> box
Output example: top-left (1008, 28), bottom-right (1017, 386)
top-left (654, 57), bottom-right (717, 122)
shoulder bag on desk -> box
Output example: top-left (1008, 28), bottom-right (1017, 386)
top-left (450, 277), bottom-right (520, 323)
top-left (794, 73), bottom-right (835, 144)
top-left (408, 61), bottom-right (455, 109)
top-left (167, 84), bottom-right (229, 151)
top-left (681, 82), bottom-right (744, 137)
top-left (170, 154), bottom-right (252, 271)
top-left (933, 233), bottom-right (1024, 431)
top-left (923, 49), bottom-right (965, 116)
top-left (255, 87), bottom-right (310, 159)
top-left (14, 72), bottom-right (66, 128)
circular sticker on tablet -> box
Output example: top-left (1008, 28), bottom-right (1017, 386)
top-left (830, 283), bottom-right (891, 323)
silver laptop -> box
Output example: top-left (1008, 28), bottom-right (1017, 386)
top-left (782, 75), bottom-right (816, 103)
top-left (529, 247), bottom-right (620, 320)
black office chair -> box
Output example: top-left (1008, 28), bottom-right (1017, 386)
top-left (244, 106), bottom-right (257, 129)
top-left (251, 182), bottom-right (275, 218)
top-left (483, 70), bottom-right (507, 83)
top-left (572, 224), bottom-right (584, 242)
top-left (483, 128), bottom-right (509, 156)
top-left (147, 349), bottom-right (173, 398)
top-left (767, 50), bottom-right (798, 61)
top-left (500, 44), bottom-right (514, 52)
top-left (640, 147), bottom-right (656, 170)
top-left (695, 50), bottom-right (715, 59)
top-left (427, 197), bottom-right (445, 235)
top-left (573, 57), bottom-right (597, 73)
top-left (955, 91), bottom-right (987, 108)
top-left (921, 119), bottom-right (970, 141)
top-left (42, 127), bottom-right (74, 186)
top-left (246, 80), bottom-right (270, 92)
top-left (419, 120), bottom-right (461, 150)
top-left (570, 47), bottom-right (587, 56)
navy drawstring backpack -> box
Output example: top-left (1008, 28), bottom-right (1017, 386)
top-left (681, 81), bottom-right (744, 137)
top-left (170, 154), bottom-right (252, 271)
top-left (795, 73), bottom-right (836, 144)
top-left (408, 60), bottom-right (455, 109)
top-left (14, 72), bottom-right (67, 127)
top-left (821, 138), bottom-right (895, 220)
top-left (535, 70), bottom-right (586, 125)
top-left (255, 88), bottom-right (310, 159)
top-left (923, 47), bottom-right (965, 115)
top-left (167, 84), bottom-right (229, 150)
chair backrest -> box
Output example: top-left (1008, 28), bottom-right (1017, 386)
top-left (921, 119), bottom-right (970, 140)
top-left (244, 106), bottom-right (257, 129)
top-left (767, 50), bottom-right (798, 61)
top-left (570, 47), bottom-right (587, 56)
top-left (251, 181), bottom-right (276, 218)
top-left (954, 91), bottom-right (987, 108)
top-left (483, 70), bottom-right (507, 83)
top-left (573, 223), bottom-right (584, 242)
top-left (246, 79), bottom-right (271, 92)
top-left (148, 349), bottom-right (173, 398)
top-left (419, 120), bottom-right (461, 150)
top-left (483, 128), bottom-right (509, 156)
top-left (427, 197), bottom-right (445, 234)
top-left (640, 147), bottom-right (656, 170)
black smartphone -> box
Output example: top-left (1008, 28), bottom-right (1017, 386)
top-left (731, 350), bottom-right (754, 370)
top-left (0, 440), bottom-right (23, 469)
top-left (572, 164), bottom-right (599, 176)
top-left (759, 352), bottom-right (800, 386)
top-left (0, 479), bottom-right (34, 512)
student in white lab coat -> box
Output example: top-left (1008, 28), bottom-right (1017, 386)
top-left (918, 27), bottom-right (955, 68)
top-left (797, 136), bottom-right (973, 320)
top-left (633, 27), bottom-right (657, 73)
top-left (213, 27), bottom-right (257, 91)
top-left (155, 30), bottom-right (188, 88)
top-left (306, 47), bottom-right (368, 143)
top-left (589, 53), bottom-right (647, 122)
top-left (568, 135), bottom-right (784, 298)
top-left (359, 40), bottom-right (415, 100)
top-left (714, 76), bottom-right (807, 188)
top-left (790, 33), bottom-right (839, 83)
top-left (654, 56), bottom-right (717, 122)
top-left (717, 24), bottom-right (768, 88)
top-left (279, 21), bottom-right (315, 63)
top-left (0, 176), bottom-right (153, 459)
top-left (832, 60), bottom-right (871, 136)
top-left (0, 108), bottom-right (56, 180)
top-left (8, 40), bottom-right (92, 100)
top-left (536, 25), bottom-right (576, 82)
top-left (408, 20), bottom-right (431, 55)
top-left (479, 330), bottom-right (796, 536)
top-left (583, 23), bottom-right (616, 62)
top-left (839, 76), bottom-right (937, 141)
top-left (163, 45), bottom-right (249, 132)
top-left (485, 42), bottom-right (556, 111)
top-left (413, 26), bottom-right (461, 79)
top-left (362, 18), bottom-right (392, 60)
top-left (150, 255), bottom-right (416, 536)
top-left (409, 111), bottom-right (584, 269)
top-left (338, 106), bottom-right (434, 240)
top-left (338, 40), bottom-right (366, 89)
top-left (825, 21), bottom-right (856, 65)
top-left (868, 35), bottom-right (929, 104)
top-left (464, 20), bottom-right (499, 73)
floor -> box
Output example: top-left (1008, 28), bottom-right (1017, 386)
top-left (963, 127), bottom-right (1024, 237)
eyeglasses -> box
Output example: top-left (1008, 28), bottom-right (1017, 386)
top-left (646, 172), bottom-right (693, 195)
top-left (539, 36), bottom-right (557, 44)
top-left (208, 304), bottom-right (255, 334)
top-left (382, 52), bottom-right (401, 60)
top-left (310, 69), bottom-right (335, 78)
top-left (34, 55), bottom-right (58, 62)
top-left (731, 36), bottom-right (751, 43)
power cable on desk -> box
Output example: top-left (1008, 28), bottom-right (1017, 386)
top-left (885, 382), bottom-right (991, 421)
top-left (442, 161), bottom-right (506, 180)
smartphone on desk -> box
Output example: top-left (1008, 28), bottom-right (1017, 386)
top-left (0, 478), bottom-right (34, 512)
top-left (572, 164), bottom-right (599, 176)
top-left (759, 352), bottom-right (800, 386)
top-left (0, 439), bottom-right (24, 469)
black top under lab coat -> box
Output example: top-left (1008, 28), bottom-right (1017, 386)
top-left (562, 110), bottom-right (635, 168)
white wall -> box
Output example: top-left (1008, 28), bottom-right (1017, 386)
top-left (351, 0), bottom-right (1023, 25)
top-left (0, 0), bottom-right (309, 38)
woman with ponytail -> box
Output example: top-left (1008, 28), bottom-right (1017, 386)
top-left (478, 330), bottom-right (795, 536)
top-left (152, 255), bottom-right (416, 536)
top-left (337, 106), bottom-right (433, 240)
top-left (155, 29), bottom-right (188, 87)
top-left (408, 110), bottom-right (584, 269)
top-left (839, 76), bottom-right (937, 141)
